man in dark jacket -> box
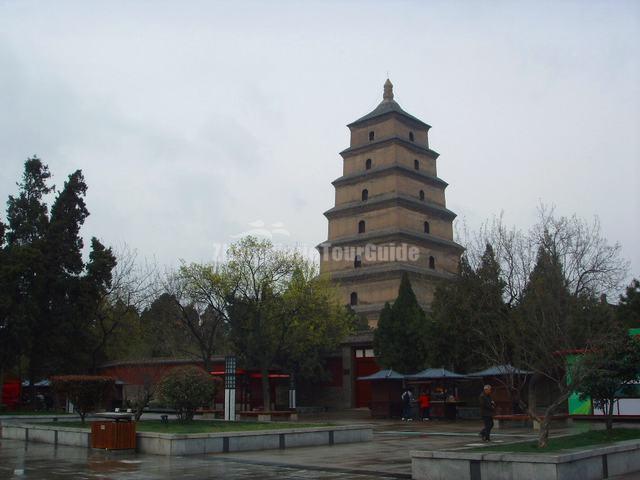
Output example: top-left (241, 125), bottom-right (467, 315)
top-left (479, 385), bottom-right (496, 441)
top-left (401, 387), bottom-right (414, 421)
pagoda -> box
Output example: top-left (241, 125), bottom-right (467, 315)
top-left (319, 79), bottom-right (463, 327)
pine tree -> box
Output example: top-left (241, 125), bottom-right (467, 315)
top-left (617, 279), bottom-right (640, 330)
top-left (2, 159), bottom-right (117, 383)
top-left (373, 273), bottom-right (428, 373)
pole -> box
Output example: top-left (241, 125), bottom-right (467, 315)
top-left (224, 356), bottom-right (236, 421)
top-left (288, 373), bottom-right (296, 410)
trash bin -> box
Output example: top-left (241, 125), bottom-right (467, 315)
top-left (91, 414), bottom-right (136, 450)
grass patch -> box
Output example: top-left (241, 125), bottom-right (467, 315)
top-left (473, 428), bottom-right (640, 453)
top-left (39, 419), bottom-right (329, 434)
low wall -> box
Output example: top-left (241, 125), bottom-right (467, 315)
top-left (2, 424), bottom-right (91, 448)
top-left (411, 440), bottom-right (640, 480)
top-left (2, 423), bottom-right (373, 456)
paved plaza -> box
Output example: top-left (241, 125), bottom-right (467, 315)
top-left (1, 416), bottom-right (638, 479)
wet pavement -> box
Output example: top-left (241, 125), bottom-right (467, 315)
top-left (0, 419), bottom-right (539, 479)
top-left (3, 416), bottom-right (634, 479)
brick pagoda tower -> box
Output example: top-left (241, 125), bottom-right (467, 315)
top-left (320, 79), bottom-right (463, 327)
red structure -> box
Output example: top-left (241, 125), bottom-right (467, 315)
top-left (1, 378), bottom-right (21, 409)
top-left (98, 357), bottom-right (293, 411)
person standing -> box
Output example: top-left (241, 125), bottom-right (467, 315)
top-left (401, 387), bottom-right (414, 421)
top-left (419, 390), bottom-right (431, 421)
top-left (479, 384), bottom-right (496, 441)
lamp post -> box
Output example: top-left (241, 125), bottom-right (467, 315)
top-left (288, 372), bottom-right (296, 410)
top-left (224, 356), bottom-right (236, 421)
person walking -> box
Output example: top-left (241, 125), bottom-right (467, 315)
top-left (401, 387), bottom-right (414, 421)
top-left (419, 390), bottom-right (431, 421)
top-left (479, 384), bottom-right (496, 441)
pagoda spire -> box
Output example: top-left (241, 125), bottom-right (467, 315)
top-left (383, 78), bottom-right (394, 102)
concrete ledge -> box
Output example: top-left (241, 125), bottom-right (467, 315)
top-left (2, 423), bottom-right (373, 456)
top-left (2, 424), bottom-right (91, 448)
top-left (411, 440), bottom-right (640, 480)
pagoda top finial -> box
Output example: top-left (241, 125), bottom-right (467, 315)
top-left (383, 78), bottom-right (394, 102)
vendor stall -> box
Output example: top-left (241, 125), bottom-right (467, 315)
top-left (357, 369), bottom-right (405, 419)
top-left (406, 368), bottom-right (469, 420)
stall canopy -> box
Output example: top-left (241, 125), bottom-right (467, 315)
top-left (467, 365), bottom-right (532, 377)
top-left (357, 369), bottom-right (405, 381)
top-left (406, 368), bottom-right (468, 380)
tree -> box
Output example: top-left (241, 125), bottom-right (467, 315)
top-left (124, 364), bottom-right (167, 421)
top-left (580, 333), bottom-right (640, 430)
top-left (508, 244), bottom-right (615, 448)
top-left (157, 366), bottom-right (219, 421)
top-left (373, 273), bottom-right (428, 373)
top-left (0, 217), bottom-right (12, 405)
top-left (51, 375), bottom-right (115, 423)
top-left (1, 158), bottom-right (117, 386)
top-left (275, 267), bottom-right (354, 382)
top-left (164, 263), bottom-right (229, 371)
top-left (2, 158), bottom-right (53, 398)
top-left (225, 237), bottom-right (353, 410)
top-left (85, 245), bottom-right (156, 370)
top-left (461, 206), bottom-right (629, 304)
top-left (617, 279), bottom-right (640, 330)
top-left (138, 293), bottom-right (198, 359)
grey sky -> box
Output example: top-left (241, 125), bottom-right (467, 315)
top-left (1, 0), bottom-right (638, 282)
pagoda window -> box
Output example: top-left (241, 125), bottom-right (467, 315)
top-left (429, 256), bottom-right (436, 269)
top-left (354, 255), bottom-right (362, 268)
top-left (365, 158), bottom-right (372, 170)
top-left (424, 221), bottom-right (430, 234)
top-left (414, 159), bottom-right (419, 170)
top-left (358, 220), bottom-right (366, 233)
top-left (409, 131), bottom-right (415, 142)
top-left (369, 131), bottom-right (375, 141)
top-left (350, 292), bottom-right (358, 305)
top-left (362, 189), bottom-right (368, 201)
top-left (419, 190), bottom-right (425, 201)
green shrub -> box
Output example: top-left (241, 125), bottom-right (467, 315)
top-left (157, 366), bottom-right (218, 421)
top-left (51, 375), bottom-right (115, 423)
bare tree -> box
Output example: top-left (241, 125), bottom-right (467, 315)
top-left (89, 245), bottom-right (158, 371)
top-left (534, 205), bottom-right (629, 297)
top-left (162, 263), bottom-right (230, 371)
top-left (460, 205), bottom-right (629, 305)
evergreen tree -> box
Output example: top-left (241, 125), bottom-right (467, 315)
top-left (617, 279), bottom-right (640, 330)
top-left (3, 158), bottom-right (53, 386)
top-left (6, 157), bottom-right (52, 246)
top-left (427, 245), bottom-right (507, 373)
top-left (373, 273), bottom-right (428, 373)
top-left (1, 158), bottom-right (117, 384)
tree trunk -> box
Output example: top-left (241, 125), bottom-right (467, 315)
top-left (538, 414), bottom-right (552, 448)
top-left (606, 398), bottom-right (615, 431)
top-left (537, 391), bottom-right (571, 448)
top-left (134, 392), bottom-right (150, 422)
top-left (261, 367), bottom-right (271, 411)
top-left (527, 373), bottom-right (540, 418)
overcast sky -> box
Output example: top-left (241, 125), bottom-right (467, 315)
top-left (1, 1), bottom-right (639, 284)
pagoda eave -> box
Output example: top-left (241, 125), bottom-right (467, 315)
top-left (331, 164), bottom-right (449, 189)
top-left (328, 262), bottom-right (456, 282)
top-left (339, 137), bottom-right (440, 160)
top-left (324, 194), bottom-right (457, 221)
top-left (318, 228), bottom-right (465, 253)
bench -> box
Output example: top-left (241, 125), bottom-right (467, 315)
top-left (238, 411), bottom-right (298, 422)
top-left (495, 414), bottom-right (571, 430)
